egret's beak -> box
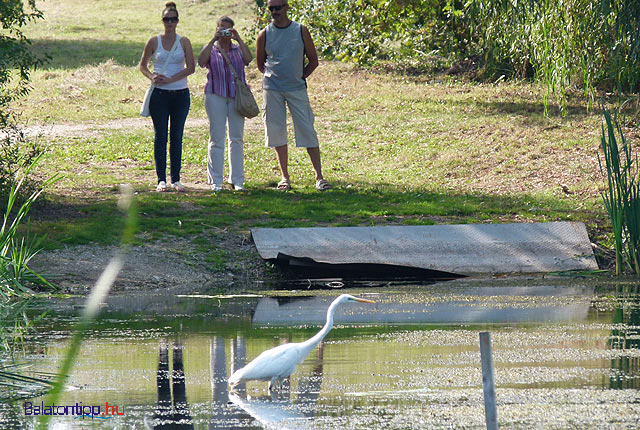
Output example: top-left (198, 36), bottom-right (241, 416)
top-left (355, 297), bottom-right (376, 304)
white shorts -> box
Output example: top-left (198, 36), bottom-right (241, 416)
top-left (262, 88), bottom-right (319, 148)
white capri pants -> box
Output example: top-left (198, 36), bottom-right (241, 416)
top-left (205, 92), bottom-right (245, 187)
top-left (263, 88), bottom-right (319, 148)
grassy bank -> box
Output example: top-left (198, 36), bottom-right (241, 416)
top-left (16, 0), bottom-right (627, 277)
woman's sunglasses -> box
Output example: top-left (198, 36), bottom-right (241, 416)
top-left (162, 16), bottom-right (179, 23)
top-left (268, 5), bottom-right (285, 11)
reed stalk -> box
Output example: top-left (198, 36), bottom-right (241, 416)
top-left (38, 185), bottom-right (136, 429)
top-left (599, 109), bottom-right (640, 274)
top-left (0, 364), bottom-right (54, 402)
top-left (0, 155), bottom-right (58, 299)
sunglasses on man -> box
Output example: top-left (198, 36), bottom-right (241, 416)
top-left (268, 5), bottom-right (286, 11)
top-left (162, 16), bottom-right (179, 23)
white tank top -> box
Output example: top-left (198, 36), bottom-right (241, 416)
top-left (153, 35), bottom-right (188, 90)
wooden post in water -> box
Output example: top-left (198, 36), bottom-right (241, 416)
top-left (480, 331), bottom-right (498, 430)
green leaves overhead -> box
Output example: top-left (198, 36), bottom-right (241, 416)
top-left (264, 0), bottom-right (640, 113)
top-left (0, 0), bottom-right (48, 129)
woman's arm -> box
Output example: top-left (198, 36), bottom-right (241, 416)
top-left (164, 37), bottom-right (196, 84)
top-left (198, 32), bottom-right (220, 68)
top-left (231, 29), bottom-right (252, 66)
top-left (138, 36), bottom-right (158, 81)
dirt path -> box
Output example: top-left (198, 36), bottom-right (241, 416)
top-left (22, 117), bottom-right (208, 139)
top-left (22, 115), bottom-right (266, 139)
top-left (22, 117), bottom-right (271, 294)
top-left (31, 237), bottom-right (265, 295)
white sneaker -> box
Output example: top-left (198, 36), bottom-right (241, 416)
top-left (233, 184), bottom-right (245, 191)
top-left (171, 181), bottom-right (186, 192)
top-left (156, 181), bottom-right (167, 192)
top-left (211, 184), bottom-right (223, 192)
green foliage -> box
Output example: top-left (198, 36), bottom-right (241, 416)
top-left (0, 157), bottom-right (57, 299)
top-left (0, 0), bottom-right (47, 200)
top-left (263, 1), bottom-right (640, 113)
top-left (599, 109), bottom-right (640, 275)
top-left (0, 0), bottom-right (48, 128)
top-left (467, 0), bottom-right (640, 114)
top-left (0, 128), bottom-right (45, 202)
top-left (253, 0), bottom-right (469, 66)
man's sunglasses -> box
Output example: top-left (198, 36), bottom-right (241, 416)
top-left (268, 5), bottom-right (285, 11)
top-left (162, 16), bottom-right (179, 23)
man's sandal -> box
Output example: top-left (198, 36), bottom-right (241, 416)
top-left (277, 178), bottom-right (291, 191)
top-left (315, 179), bottom-right (332, 191)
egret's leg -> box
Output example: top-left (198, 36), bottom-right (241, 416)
top-left (228, 381), bottom-right (238, 392)
top-left (269, 377), bottom-right (278, 392)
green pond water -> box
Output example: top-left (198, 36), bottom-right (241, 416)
top-left (1, 277), bottom-right (640, 429)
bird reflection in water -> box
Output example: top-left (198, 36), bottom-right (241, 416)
top-left (153, 341), bottom-right (193, 429)
top-left (210, 335), bottom-right (258, 429)
top-left (209, 334), bottom-right (325, 429)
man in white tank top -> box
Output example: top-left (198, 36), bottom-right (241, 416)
top-left (256, 0), bottom-right (332, 191)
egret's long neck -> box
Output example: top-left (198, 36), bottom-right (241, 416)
top-left (299, 300), bottom-right (340, 355)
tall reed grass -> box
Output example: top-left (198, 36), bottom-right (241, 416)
top-left (0, 156), bottom-right (57, 299)
top-left (38, 186), bottom-right (135, 429)
top-left (0, 157), bottom-right (58, 407)
top-left (599, 109), bottom-right (640, 274)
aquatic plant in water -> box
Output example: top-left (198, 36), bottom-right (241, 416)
top-left (599, 109), bottom-right (640, 274)
top-left (0, 363), bottom-right (54, 403)
top-left (0, 300), bottom-right (53, 402)
top-left (0, 155), bottom-right (57, 299)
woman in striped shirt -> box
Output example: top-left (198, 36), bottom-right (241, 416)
top-left (198, 16), bottom-right (252, 192)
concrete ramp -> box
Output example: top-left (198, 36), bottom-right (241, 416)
top-left (251, 222), bottom-right (598, 275)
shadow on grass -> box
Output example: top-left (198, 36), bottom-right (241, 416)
top-left (28, 184), bottom-right (598, 247)
top-left (477, 99), bottom-right (591, 118)
top-left (31, 39), bottom-right (143, 69)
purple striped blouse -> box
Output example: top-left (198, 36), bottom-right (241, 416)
top-left (204, 44), bottom-right (247, 98)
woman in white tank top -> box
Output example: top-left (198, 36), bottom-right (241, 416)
top-left (138, 1), bottom-right (195, 192)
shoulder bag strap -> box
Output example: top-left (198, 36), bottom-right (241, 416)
top-left (156, 35), bottom-right (182, 76)
top-left (218, 44), bottom-right (240, 81)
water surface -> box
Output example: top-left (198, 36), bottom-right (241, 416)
top-left (2, 277), bottom-right (640, 429)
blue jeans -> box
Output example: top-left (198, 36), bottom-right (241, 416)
top-left (149, 88), bottom-right (190, 184)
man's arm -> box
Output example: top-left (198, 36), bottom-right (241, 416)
top-left (301, 25), bottom-right (318, 79)
top-left (256, 29), bottom-right (267, 74)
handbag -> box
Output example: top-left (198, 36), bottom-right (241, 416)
top-left (219, 46), bottom-right (259, 118)
top-left (141, 35), bottom-right (182, 117)
top-left (140, 85), bottom-right (154, 117)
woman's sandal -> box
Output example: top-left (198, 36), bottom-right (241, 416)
top-left (277, 178), bottom-right (291, 191)
top-left (315, 179), bottom-right (332, 191)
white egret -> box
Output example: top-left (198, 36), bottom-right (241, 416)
top-left (228, 294), bottom-right (376, 391)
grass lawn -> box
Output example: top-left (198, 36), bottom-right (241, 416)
top-left (13, 0), bottom-right (633, 276)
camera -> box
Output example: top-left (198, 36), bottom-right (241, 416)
top-left (221, 28), bottom-right (232, 37)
